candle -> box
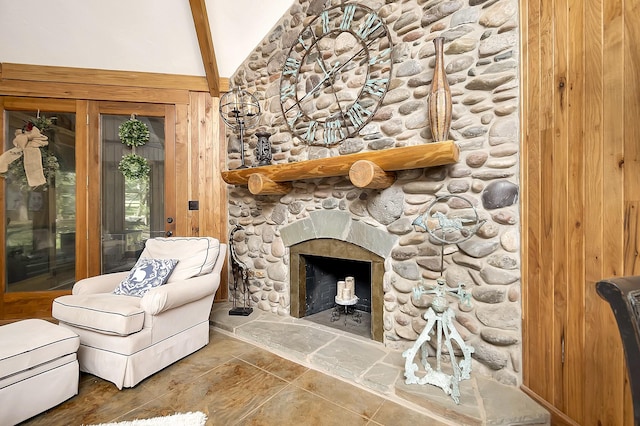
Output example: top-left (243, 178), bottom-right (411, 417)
top-left (231, 88), bottom-right (242, 114)
top-left (337, 280), bottom-right (345, 300)
top-left (343, 288), bottom-right (352, 300)
top-left (345, 276), bottom-right (355, 292)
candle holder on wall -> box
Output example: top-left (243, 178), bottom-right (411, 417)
top-left (220, 87), bottom-right (261, 169)
top-left (255, 131), bottom-right (272, 166)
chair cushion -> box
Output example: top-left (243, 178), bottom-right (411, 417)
top-left (52, 294), bottom-right (145, 336)
top-left (0, 319), bottom-right (79, 381)
top-left (113, 258), bottom-right (178, 297)
top-left (139, 237), bottom-right (220, 283)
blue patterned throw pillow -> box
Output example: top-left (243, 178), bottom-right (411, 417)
top-left (113, 258), bottom-right (179, 297)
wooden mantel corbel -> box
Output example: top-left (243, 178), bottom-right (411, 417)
top-left (220, 140), bottom-right (459, 195)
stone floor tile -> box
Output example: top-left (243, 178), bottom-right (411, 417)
top-left (361, 362), bottom-right (402, 394)
top-left (238, 384), bottom-right (370, 425)
top-left (311, 336), bottom-right (387, 380)
top-left (234, 320), bottom-right (337, 362)
top-left (135, 337), bottom-right (248, 395)
top-left (292, 369), bottom-right (385, 419)
top-left (477, 376), bottom-right (551, 425)
top-left (22, 375), bottom-right (127, 425)
top-left (372, 399), bottom-right (452, 426)
top-left (237, 346), bottom-right (309, 382)
top-left (381, 349), bottom-right (406, 367)
top-left (209, 304), bottom-right (261, 333)
top-left (395, 376), bottom-right (482, 425)
top-left (154, 358), bottom-right (289, 425)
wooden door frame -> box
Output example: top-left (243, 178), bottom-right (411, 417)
top-left (1, 98), bottom-right (177, 320)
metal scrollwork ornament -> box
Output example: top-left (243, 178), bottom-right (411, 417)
top-left (402, 194), bottom-right (485, 404)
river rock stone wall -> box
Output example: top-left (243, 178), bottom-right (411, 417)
top-left (226, 0), bottom-right (521, 386)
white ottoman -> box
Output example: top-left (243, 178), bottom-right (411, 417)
top-left (0, 319), bottom-right (80, 425)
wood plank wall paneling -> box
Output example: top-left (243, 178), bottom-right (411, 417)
top-left (625, 2), bottom-right (640, 200)
top-left (521, 0), bottom-right (637, 424)
top-left (565, 0), bottom-right (586, 421)
top-left (188, 92), bottom-right (203, 236)
top-left (175, 103), bottom-right (191, 238)
top-left (183, 91), bottom-right (229, 301)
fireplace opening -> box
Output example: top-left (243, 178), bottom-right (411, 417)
top-left (289, 238), bottom-right (384, 342)
top-left (303, 255), bottom-right (372, 315)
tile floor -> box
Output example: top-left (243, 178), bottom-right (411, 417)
top-left (20, 328), bottom-right (450, 426)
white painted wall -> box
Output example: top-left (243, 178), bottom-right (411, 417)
top-left (0, 0), bottom-right (293, 78)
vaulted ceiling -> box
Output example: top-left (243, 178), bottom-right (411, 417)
top-left (0, 0), bottom-right (294, 95)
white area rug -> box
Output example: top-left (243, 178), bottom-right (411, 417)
top-left (89, 412), bottom-right (207, 426)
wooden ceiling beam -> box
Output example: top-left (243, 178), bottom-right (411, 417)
top-left (189, 0), bottom-right (221, 97)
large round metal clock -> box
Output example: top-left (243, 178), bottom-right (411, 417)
top-left (279, 3), bottom-right (393, 146)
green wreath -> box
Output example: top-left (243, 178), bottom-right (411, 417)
top-left (118, 118), bottom-right (150, 147)
top-left (118, 153), bottom-right (150, 180)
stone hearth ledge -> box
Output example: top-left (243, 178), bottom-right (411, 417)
top-left (210, 302), bottom-right (550, 425)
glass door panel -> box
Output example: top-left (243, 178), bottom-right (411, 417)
top-left (4, 110), bottom-right (76, 292)
top-left (101, 114), bottom-right (165, 273)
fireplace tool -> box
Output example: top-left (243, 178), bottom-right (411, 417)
top-left (228, 224), bottom-right (253, 316)
top-left (402, 194), bottom-right (485, 404)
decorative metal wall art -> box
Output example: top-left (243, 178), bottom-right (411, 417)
top-left (279, 3), bottom-right (392, 146)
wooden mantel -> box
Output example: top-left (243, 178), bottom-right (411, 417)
top-left (221, 140), bottom-right (459, 195)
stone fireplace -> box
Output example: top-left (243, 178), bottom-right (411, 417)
top-left (225, 0), bottom-right (523, 388)
top-left (284, 212), bottom-right (391, 342)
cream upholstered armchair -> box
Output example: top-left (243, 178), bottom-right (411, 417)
top-left (52, 237), bottom-right (226, 389)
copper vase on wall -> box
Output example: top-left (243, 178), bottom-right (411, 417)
top-left (428, 37), bottom-right (452, 142)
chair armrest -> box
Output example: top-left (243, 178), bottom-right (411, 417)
top-left (72, 272), bottom-right (129, 295)
top-left (141, 272), bottom-right (221, 315)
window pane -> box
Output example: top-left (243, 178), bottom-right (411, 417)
top-left (4, 111), bottom-right (76, 292)
top-left (101, 115), bottom-right (165, 273)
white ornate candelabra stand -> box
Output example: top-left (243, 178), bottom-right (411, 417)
top-left (332, 277), bottom-right (362, 325)
top-left (402, 195), bottom-right (485, 404)
top-left (403, 278), bottom-right (473, 404)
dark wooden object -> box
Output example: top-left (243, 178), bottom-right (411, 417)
top-left (595, 277), bottom-right (640, 425)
